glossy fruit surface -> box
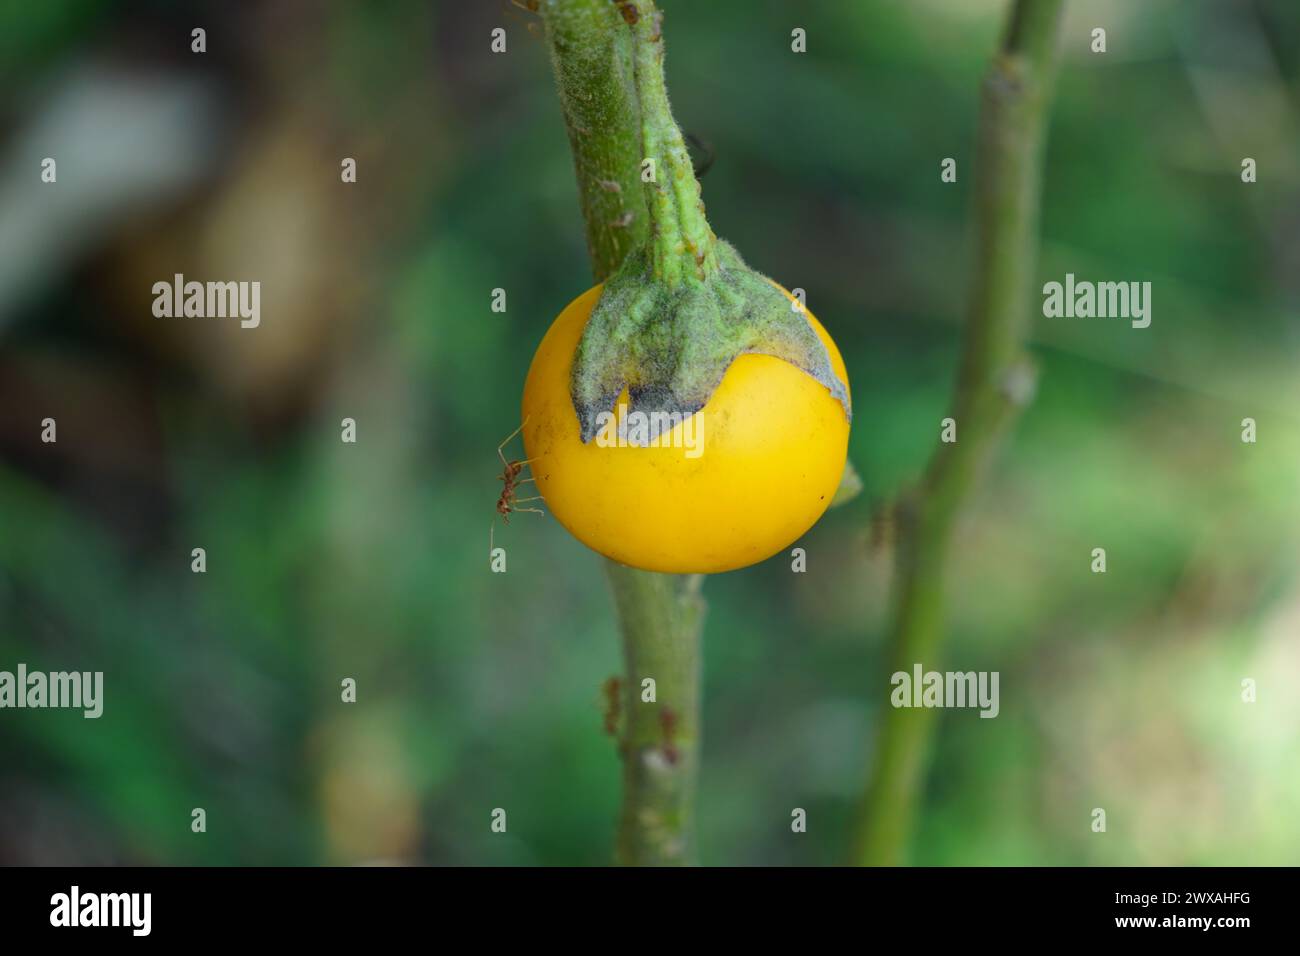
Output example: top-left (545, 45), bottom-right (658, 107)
top-left (521, 283), bottom-right (850, 574)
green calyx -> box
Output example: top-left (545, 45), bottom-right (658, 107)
top-left (573, 242), bottom-right (852, 442)
top-left (570, 0), bottom-right (851, 443)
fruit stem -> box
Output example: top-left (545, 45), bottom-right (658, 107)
top-left (625, 1), bottom-right (720, 288)
top-left (540, 0), bottom-right (706, 866)
top-left (608, 568), bottom-right (704, 865)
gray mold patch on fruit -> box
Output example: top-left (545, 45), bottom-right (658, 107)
top-left (570, 241), bottom-right (852, 443)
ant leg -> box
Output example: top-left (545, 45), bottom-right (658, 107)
top-left (513, 496), bottom-right (543, 503)
top-left (497, 417), bottom-right (531, 466)
top-left (515, 507), bottom-right (545, 516)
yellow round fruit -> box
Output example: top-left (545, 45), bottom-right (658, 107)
top-left (521, 283), bottom-right (851, 574)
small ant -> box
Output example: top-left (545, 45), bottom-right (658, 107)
top-left (490, 419), bottom-right (544, 556)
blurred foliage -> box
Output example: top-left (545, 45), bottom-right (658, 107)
top-left (0, 0), bottom-right (1298, 865)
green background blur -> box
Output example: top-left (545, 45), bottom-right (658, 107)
top-left (1, 0), bottom-right (1297, 865)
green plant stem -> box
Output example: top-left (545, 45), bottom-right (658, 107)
top-left (626, 5), bottom-right (719, 286)
top-left (606, 566), bottom-right (705, 865)
top-left (541, 0), bottom-right (649, 277)
top-left (540, 0), bottom-right (706, 866)
top-left (854, 0), bottom-right (1065, 866)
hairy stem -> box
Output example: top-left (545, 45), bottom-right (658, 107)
top-left (540, 0), bottom-right (706, 866)
top-left (541, 0), bottom-right (649, 277)
top-left (854, 0), bottom-right (1065, 866)
top-left (627, 2), bottom-right (719, 287)
top-left (607, 567), bottom-right (705, 865)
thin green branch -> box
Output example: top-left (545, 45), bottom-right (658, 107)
top-left (854, 0), bottom-right (1066, 866)
top-left (540, 0), bottom-right (706, 866)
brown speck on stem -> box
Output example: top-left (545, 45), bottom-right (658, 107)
top-left (659, 706), bottom-right (680, 765)
top-left (602, 676), bottom-right (623, 736)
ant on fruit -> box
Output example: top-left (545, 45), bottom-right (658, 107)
top-left (490, 419), bottom-right (544, 556)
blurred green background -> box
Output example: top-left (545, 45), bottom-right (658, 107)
top-left (1, 0), bottom-right (1297, 865)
